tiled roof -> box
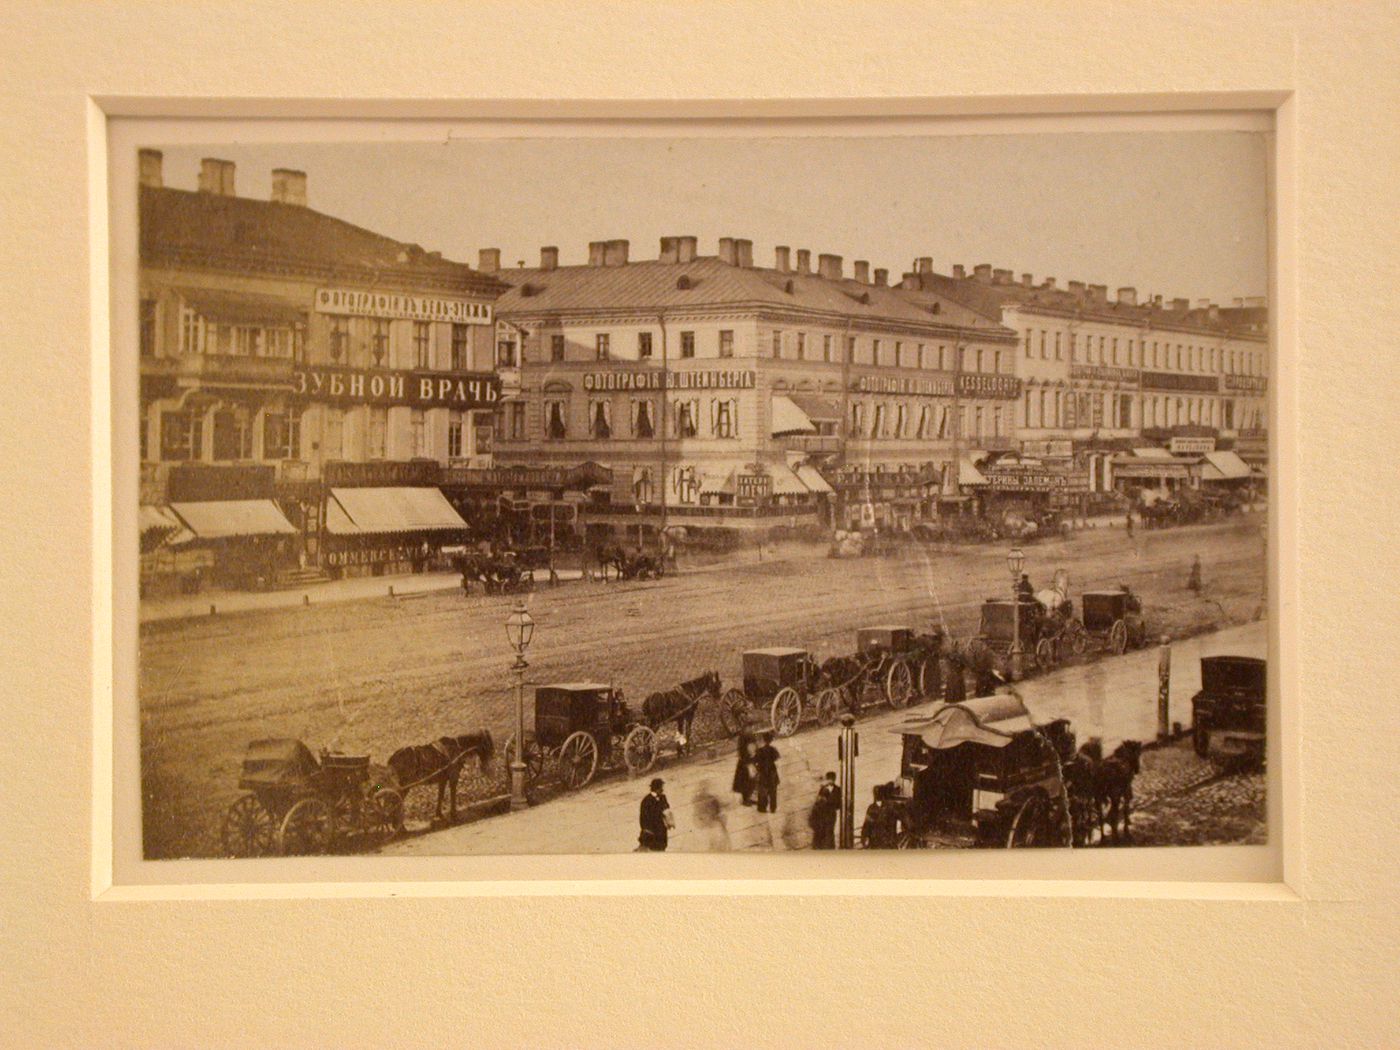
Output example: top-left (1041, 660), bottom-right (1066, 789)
top-left (140, 186), bottom-right (508, 297)
top-left (495, 257), bottom-right (1016, 339)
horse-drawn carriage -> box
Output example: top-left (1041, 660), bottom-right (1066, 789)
top-left (597, 543), bottom-right (665, 582)
top-left (1191, 655), bottom-right (1265, 761)
top-left (504, 682), bottom-right (659, 790)
top-left (880, 696), bottom-right (1080, 849)
top-left (963, 597), bottom-right (1056, 679)
top-left (455, 548), bottom-right (535, 595)
top-left (816, 626), bottom-right (944, 718)
top-left (1079, 588), bottom-right (1148, 655)
top-left (220, 739), bottom-right (404, 857)
top-left (719, 647), bottom-right (835, 738)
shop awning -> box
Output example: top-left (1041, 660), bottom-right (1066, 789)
top-left (1201, 450), bottom-right (1252, 481)
top-left (959, 455), bottom-right (991, 487)
top-left (889, 694), bottom-right (1036, 749)
top-left (787, 394), bottom-right (841, 423)
top-left (768, 462), bottom-right (811, 496)
top-left (1131, 446), bottom-right (1176, 460)
top-left (140, 505), bottom-right (182, 535)
top-left (699, 469), bottom-right (737, 496)
top-left (176, 287), bottom-right (306, 327)
top-left (324, 497), bottom-right (361, 535)
top-left (170, 500), bottom-right (298, 539)
top-left (329, 487), bottom-right (467, 534)
top-left (795, 464), bottom-right (835, 495)
top-left (771, 395), bottom-right (817, 437)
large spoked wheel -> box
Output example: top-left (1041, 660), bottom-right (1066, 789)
top-left (557, 730), bottom-right (599, 790)
top-left (1006, 793), bottom-right (1067, 848)
top-left (770, 687), bottom-right (802, 738)
top-left (277, 797), bottom-right (333, 856)
top-left (717, 688), bottom-right (751, 737)
top-left (1035, 636), bottom-right (1057, 672)
top-left (814, 687), bottom-right (842, 727)
top-left (373, 788), bottom-right (405, 837)
top-left (504, 733), bottom-right (546, 782)
top-left (1065, 618), bottom-right (1088, 656)
top-left (885, 658), bottom-right (915, 708)
top-left (916, 656), bottom-right (941, 701)
top-left (220, 793), bottom-right (276, 858)
top-left (1109, 619), bottom-right (1129, 655)
top-left (623, 724), bottom-right (658, 777)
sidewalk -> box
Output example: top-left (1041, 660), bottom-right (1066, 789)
top-left (381, 620), bottom-right (1266, 856)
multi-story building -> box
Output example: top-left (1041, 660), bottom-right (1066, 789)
top-left (138, 151), bottom-right (506, 583)
top-left (487, 237), bottom-right (1020, 536)
top-left (902, 261), bottom-right (1268, 509)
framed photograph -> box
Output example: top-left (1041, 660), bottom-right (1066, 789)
top-left (4, 2), bottom-right (1395, 1046)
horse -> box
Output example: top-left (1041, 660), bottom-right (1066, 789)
top-left (819, 653), bottom-right (878, 712)
top-left (641, 670), bottom-right (720, 754)
top-left (1070, 738), bottom-right (1143, 843)
top-left (386, 730), bottom-right (495, 826)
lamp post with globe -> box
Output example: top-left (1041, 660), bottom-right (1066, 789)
top-left (505, 601), bottom-right (535, 811)
top-left (1008, 546), bottom-right (1026, 681)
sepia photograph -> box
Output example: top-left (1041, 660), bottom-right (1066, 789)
top-left (131, 129), bottom-right (1271, 862)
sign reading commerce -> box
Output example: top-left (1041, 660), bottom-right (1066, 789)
top-left (582, 370), bottom-right (756, 392)
top-left (315, 287), bottom-right (492, 324)
top-left (293, 366), bottom-right (500, 409)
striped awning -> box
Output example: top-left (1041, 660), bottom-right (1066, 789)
top-left (140, 505), bottom-right (182, 535)
top-left (1201, 450), bottom-right (1252, 481)
top-left (959, 456), bottom-right (991, 487)
top-left (771, 395), bottom-right (817, 437)
top-left (170, 500), bottom-right (298, 539)
top-left (768, 462), bottom-right (810, 496)
top-left (795, 464), bottom-right (834, 495)
top-left (329, 487), bottom-right (467, 534)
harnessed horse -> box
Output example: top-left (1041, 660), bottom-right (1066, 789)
top-left (641, 670), bottom-right (720, 754)
top-left (386, 730), bottom-right (495, 826)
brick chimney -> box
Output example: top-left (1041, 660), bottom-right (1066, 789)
top-left (198, 158), bottom-right (235, 196)
top-left (900, 273), bottom-right (918, 291)
top-left (1117, 287), bottom-right (1137, 306)
top-left (587, 241), bottom-right (607, 267)
top-left (952, 264), bottom-right (966, 279)
top-left (775, 246), bottom-right (791, 273)
top-left (1195, 298), bottom-right (1210, 310)
top-left (718, 237), bottom-right (737, 265)
top-left (973, 264), bottom-right (992, 283)
top-left (854, 260), bottom-right (870, 284)
top-left (270, 168), bottom-right (307, 206)
top-left (873, 268), bottom-right (888, 287)
top-left (540, 246), bottom-right (559, 270)
top-left (1068, 280), bottom-right (1086, 298)
top-left (1088, 284), bottom-right (1108, 303)
top-left (477, 248), bottom-right (500, 273)
top-left (735, 239), bottom-right (753, 268)
top-left (676, 236), bottom-right (698, 264)
top-left (1041, 277), bottom-right (1057, 289)
top-left (138, 148), bottom-right (163, 189)
top-left (1170, 298), bottom-right (1190, 311)
top-left (1151, 294), bottom-right (1164, 308)
top-left (818, 253), bottom-right (843, 280)
top-left (795, 249), bottom-right (812, 275)
top-left (1021, 273), bottom-right (1033, 287)
top-left (916, 257), bottom-right (933, 275)
top-left (604, 240), bottom-right (630, 266)
top-left (659, 237), bottom-right (680, 264)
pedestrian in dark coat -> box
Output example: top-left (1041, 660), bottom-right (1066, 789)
top-left (732, 730), bottom-right (756, 806)
top-left (754, 733), bottom-right (781, 814)
top-left (638, 778), bottom-right (674, 851)
top-left (809, 771), bottom-right (840, 849)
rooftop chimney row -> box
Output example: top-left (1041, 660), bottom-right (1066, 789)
top-left (1117, 286), bottom-right (1137, 306)
top-left (735, 238), bottom-right (753, 268)
top-left (874, 268), bottom-right (888, 287)
top-left (796, 249), bottom-right (812, 275)
top-left (775, 246), bottom-right (791, 273)
top-left (992, 268), bottom-right (1013, 285)
top-left (138, 148), bottom-right (163, 189)
top-left (952, 264), bottom-right (966, 279)
top-left (270, 168), bottom-right (307, 207)
top-left (718, 237), bottom-right (737, 266)
top-left (540, 246), bottom-right (559, 270)
top-left (478, 248), bottom-right (500, 273)
top-left (818, 253), bottom-right (843, 280)
top-left (973, 263), bottom-right (992, 283)
top-left (1021, 273), bottom-right (1033, 287)
top-left (588, 241), bottom-right (607, 267)
top-left (916, 257), bottom-right (933, 275)
top-left (198, 157), bottom-right (236, 197)
top-left (854, 260), bottom-right (870, 284)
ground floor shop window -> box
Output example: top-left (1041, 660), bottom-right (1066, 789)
top-left (212, 408), bottom-right (253, 461)
top-left (262, 411), bottom-right (301, 460)
top-left (411, 408), bottom-right (427, 457)
top-left (448, 410), bottom-right (464, 458)
top-left (160, 409), bottom-right (202, 461)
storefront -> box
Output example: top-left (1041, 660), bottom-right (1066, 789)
top-left (323, 485), bottom-right (468, 577)
top-left (962, 456), bottom-right (1089, 518)
top-left (167, 498), bottom-right (300, 589)
top-left (1109, 449), bottom-right (1200, 499)
top-left (439, 461), bottom-right (612, 547)
top-left (828, 464), bottom-right (942, 530)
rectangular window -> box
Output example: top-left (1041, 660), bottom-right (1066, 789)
top-left (1039, 331), bottom-right (1047, 359)
top-left (846, 336), bottom-right (857, 363)
top-left (447, 411), bottom-right (464, 458)
top-left (1111, 337), bottom-right (1118, 365)
top-left (796, 332), bottom-right (806, 361)
top-left (1098, 336), bottom-right (1106, 363)
top-left (631, 399), bottom-right (655, 438)
top-left (938, 345), bottom-right (947, 370)
top-left (993, 350), bottom-right (1002, 373)
top-left (873, 339), bottom-right (882, 366)
top-left (871, 403), bottom-right (886, 439)
top-left (368, 406), bottom-right (387, 459)
top-left (712, 398), bottom-right (738, 439)
top-left (179, 307), bottom-right (202, 355)
top-left (160, 410), bottom-right (200, 461)
top-left (895, 403), bottom-right (908, 438)
top-left (140, 300), bottom-right (157, 356)
top-left (410, 408), bottom-right (427, 457)
top-left (674, 398), bottom-right (699, 438)
top-left (545, 400), bottom-right (567, 440)
top-left (595, 333), bottom-right (610, 361)
top-left (370, 319), bottom-right (390, 366)
top-left (324, 408), bottom-right (344, 459)
top-left (451, 324), bottom-right (470, 370)
top-left (974, 406), bottom-right (984, 439)
top-left (680, 331), bottom-right (695, 359)
top-left (509, 401), bottom-right (525, 440)
top-left (1068, 332), bottom-right (1077, 362)
top-left (329, 317), bottom-right (350, 362)
top-left (719, 330), bottom-right (734, 359)
top-left (638, 332), bottom-right (653, 359)
top-left (976, 349), bottom-right (985, 372)
top-left (496, 335), bottom-right (516, 368)
top-left (589, 399), bottom-right (612, 439)
top-left (1025, 330), bottom-right (1033, 358)
top-left (850, 401), bottom-right (864, 437)
top-left (551, 334), bottom-right (565, 362)
top-left (1054, 332), bottom-right (1062, 360)
top-left (994, 407), bottom-right (1003, 437)
top-left (414, 321), bottom-right (432, 368)
top-left (824, 335), bottom-right (833, 362)
top-left (773, 330), bottom-right (783, 358)
top-left (894, 341), bottom-right (902, 367)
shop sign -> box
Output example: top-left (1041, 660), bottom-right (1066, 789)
top-left (315, 287), bottom-right (492, 324)
top-left (167, 464), bottom-right (276, 502)
top-left (1110, 461), bottom-right (1192, 479)
top-left (1071, 364), bottom-right (1141, 384)
top-left (975, 464), bottom-right (1088, 493)
top-left (324, 460), bottom-right (440, 487)
top-left (1141, 371), bottom-right (1220, 393)
top-left (1224, 374), bottom-right (1268, 393)
top-left (292, 366), bottom-right (500, 409)
top-left (325, 544), bottom-right (423, 568)
top-left (736, 473), bottom-right (773, 500)
top-left (1169, 436), bottom-right (1217, 454)
top-left (853, 374), bottom-right (954, 396)
top-left (582, 369), bottom-right (755, 392)
top-left (446, 465), bottom-right (573, 488)
top-left (956, 373), bottom-right (1022, 399)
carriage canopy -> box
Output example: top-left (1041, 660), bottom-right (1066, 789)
top-left (890, 694), bottom-right (1036, 750)
top-left (238, 738), bottom-right (320, 789)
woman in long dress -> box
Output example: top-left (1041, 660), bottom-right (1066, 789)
top-left (732, 731), bottom-right (756, 806)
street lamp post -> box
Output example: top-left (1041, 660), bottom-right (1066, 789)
top-left (505, 600), bottom-right (535, 811)
top-left (1007, 546), bottom-right (1025, 681)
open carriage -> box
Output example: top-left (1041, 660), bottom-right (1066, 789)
top-left (881, 696), bottom-right (1080, 849)
top-left (719, 647), bottom-right (830, 738)
top-left (220, 738), bottom-right (404, 858)
top-left (504, 682), bottom-right (657, 790)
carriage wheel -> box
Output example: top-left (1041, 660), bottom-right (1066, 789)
top-left (504, 733), bottom-right (546, 782)
top-left (558, 731), bottom-right (599, 789)
top-left (916, 656), bottom-right (940, 701)
top-left (1005, 795), bottom-right (1049, 848)
top-left (769, 687), bottom-right (802, 738)
top-left (623, 725), bottom-right (658, 777)
top-left (220, 793), bottom-right (276, 858)
top-left (717, 688), bottom-right (751, 737)
top-left (884, 658), bottom-right (915, 708)
top-left (373, 788), bottom-right (405, 837)
top-left (1035, 636), bottom-right (1057, 672)
top-left (1109, 619), bottom-right (1129, 655)
top-left (815, 687), bottom-right (842, 727)
top-left (1065, 619), bottom-right (1088, 656)
top-left (277, 797), bottom-right (333, 856)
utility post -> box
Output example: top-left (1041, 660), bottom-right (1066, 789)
top-left (1157, 635), bottom-right (1172, 743)
top-left (838, 714), bottom-right (859, 849)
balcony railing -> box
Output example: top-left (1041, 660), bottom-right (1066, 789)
top-left (783, 434), bottom-right (843, 454)
top-left (171, 354), bottom-right (297, 386)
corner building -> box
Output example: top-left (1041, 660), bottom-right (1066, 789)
top-left (488, 237), bottom-right (1020, 537)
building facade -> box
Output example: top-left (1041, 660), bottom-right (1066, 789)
top-left (488, 237), bottom-right (1020, 536)
top-left (138, 152), bottom-right (506, 582)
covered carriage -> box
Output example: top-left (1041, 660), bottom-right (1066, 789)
top-left (719, 647), bottom-right (828, 738)
top-left (1079, 587), bottom-right (1148, 655)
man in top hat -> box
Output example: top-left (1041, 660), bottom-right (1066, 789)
top-left (638, 777), bottom-right (675, 851)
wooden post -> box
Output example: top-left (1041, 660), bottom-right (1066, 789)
top-left (1157, 636), bottom-right (1172, 742)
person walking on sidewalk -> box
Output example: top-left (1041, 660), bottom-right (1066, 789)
top-left (809, 771), bottom-right (840, 849)
top-left (754, 733), bottom-right (781, 814)
top-left (732, 730), bottom-right (756, 806)
top-left (637, 777), bottom-right (674, 852)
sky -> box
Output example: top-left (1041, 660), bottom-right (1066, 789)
top-left (155, 131), bottom-right (1268, 303)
